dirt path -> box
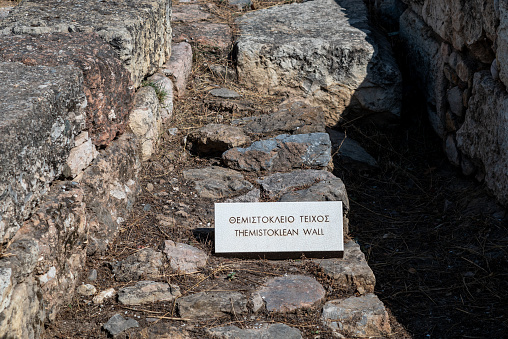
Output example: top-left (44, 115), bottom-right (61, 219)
top-left (45, 1), bottom-right (507, 338)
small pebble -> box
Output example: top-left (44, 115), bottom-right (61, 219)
top-left (77, 284), bottom-right (97, 296)
top-left (87, 269), bottom-right (98, 281)
top-left (147, 183), bottom-right (154, 192)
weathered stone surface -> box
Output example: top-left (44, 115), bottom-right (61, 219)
top-left (228, 0), bottom-right (252, 10)
top-left (6, 181), bottom-right (86, 321)
top-left (93, 288), bottom-right (116, 305)
top-left (0, 33), bottom-right (134, 147)
top-left (322, 294), bottom-right (391, 337)
top-left (316, 241), bottom-right (375, 294)
top-left (210, 88), bottom-right (240, 98)
top-left (163, 240), bottom-right (208, 273)
top-left (103, 314), bottom-right (139, 336)
top-left (81, 132), bottom-right (141, 255)
top-left (223, 133), bottom-right (331, 172)
top-left (456, 71), bottom-right (508, 205)
top-left (77, 284), bottom-right (97, 296)
top-left (0, 277), bottom-right (43, 339)
top-left (209, 323), bottom-right (302, 339)
top-left (131, 322), bottom-right (191, 339)
top-left (236, 0), bottom-right (401, 125)
top-left (183, 166), bottom-right (253, 199)
top-left (279, 177), bottom-right (349, 234)
top-left (129, 86), bottom-right (162, 161)
top-left (235, 100), bottom-right (326, 136)
top-left (0, 0), bottom-right (172, 87)
top-left (224, 188), bottom-right (260, 203)
top-left (63, 132), bottom-right (99, 178)
top-left (162, 42), bottom-right (193, 97)
top-left (188, 124), bottom-right (251, 155)
top-left (118, 281), bottom-right (181, 305)
top-left (172, 4), bottom-right (212, 22)
top-left (257, 170), bottom-right (336, 199)
top-left (327, 129), bottom-right (378, 168)
top-left (0, 6), bottom-right (13, 20)
top-left (177, 291), bottom-right (248, 319)
top-left (147, 72), bottom-right (174, 122)
top-left (0, 61), bottom-right (85, 244)
top-left (173, 23), bottom-right (232, 49)
top-left (498, 0), bottom-right (508, 88)
top-left (112, 248), bottom-right (163, 282)
top-left (255, 275), bottom-right (326, 313)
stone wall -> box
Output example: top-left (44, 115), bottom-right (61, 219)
top-left (0, 1), bottom-right (172, 337)
top-left (395, 0), bottom-right (508, 206)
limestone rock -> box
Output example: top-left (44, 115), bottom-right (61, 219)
top-left (163, 240), bottom-right (208, 273)
top-left (129, 85), bottom-right (162, 161)
top-left (112, 248), bottom-right (163, 282)
top-left (209, 323), bottom-right (302, 339)
top-left (147, 73), bottom-right (174, 122)
top-left (322, 294), bottom-right (391, 337)
top-left (77, 284), bottom-right (97, 296)
top-left (103, 314), bottom-right (139, 336)
top-left (0, 61), bottom-right (85, 244)
top-left (93, 288), bottom-right (116, 304)
top-left (279, 177), bottom-right (349, 234)
top-left (257, 170), bottom-right (336, 199)
top-left (327, 129), bottom-right (378, 168)
top-left (456, 71), bottom-right (508, 205)
top-left (0, 268), bottom-right (13, 314)
top-left (162, 43), bottom-right (193, 97)
top-left (235, 100), bottom-right (326, 136)
top-left (173, 23), bottom-right (232, 49)
top-left (183, 166), bottom-right (253, 199)
top-left (255, 275), bottom-right (325, 313)
top-left (0, 33), bottom-right (134, 147)
top-left (223, 133), bottom-right (331, 172)
top-left (316, 241), bottom-right (375, 294)
top-left (188, 124), bottom-right (251, 155)
top-left (63, 132), bottom-right (98, 178)
top-left (209, 88), bottom-right (240, 98)
top-left (224, 189), bottom-right (260, 203)
top-left (118, 281), bottom-right (181, 305)
top-left (177, 291), bottom-right (248, 319)
top-left (0, 6), bottom-right (13, 20)
top-left (235, 0), bottom-right (401, 125)
top-left (0, 0), bottom-right (172, 87)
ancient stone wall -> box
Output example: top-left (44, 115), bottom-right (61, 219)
top-left (0, 1), bottom-right (172, 337)
top-left (395, 0), bottom-right (508, 205)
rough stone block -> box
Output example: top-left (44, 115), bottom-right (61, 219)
top-left (172, 23), bottom-right (232, 49)
top-left (222, 133), bottom-right (332, 172)
top-left (172, 4), bottom-right (212, 22)
top-left (129, 86), bottom-right (162, 161)
top-left (235, 0), bottom-right (401, 125)
top-left (456, 71), bottom-right (508, 205)
top-left (118, 281), bottom-right (181, 305)
top-left (162, 42), bottom-right (193, 97)
top-left (0, 61), bottom-right (86, 243)
top-left (177, 291), bottom-right (248, 319)
top-left (183, 166), bottom-right (253, 199)
top-left (0, 0), bottom-right (172, 87)
top-left (257, 170), bottom-right (336, 199)
top-left (0, 33), bottom-right (134, 147)
top-left (164, 240), bottom-right (208, 273)
top-left (147, 73), bottom-right (174, 122)
top-left (187, 123), bottom-right (251, 155)
top-left (209, 323), bottom-right (302, 339)
top-left (112, 248), bottom-right (164, 282)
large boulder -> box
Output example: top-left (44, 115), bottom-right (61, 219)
top-left (0, 0), bottom-right (172, 87)
top-left (235, 0), bottom-right (401, 125)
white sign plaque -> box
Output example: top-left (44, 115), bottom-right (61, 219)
top-left (215, 201), bottom-right (343, 258)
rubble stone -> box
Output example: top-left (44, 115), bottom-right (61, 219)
top-left (177, 291), bottom-right (248, 319)
top-left (103, 314), bottom-right (139, 336)
top-left (112, 248), bottom-right (163, 282)
top-left (188, 124), bottom-right (251, 155)
top-left (162, 42), bottom-right (193, 97)
top-left (257, 170), bottom-right (336, 199)
top-left (209, 323), bottom-right (302, 339)
top-left (183, 166), bottom-right (253, 199)
top-left (164, 240), bottom-right (208, 273)
top-left (118, 281), bottom-right (181, 305)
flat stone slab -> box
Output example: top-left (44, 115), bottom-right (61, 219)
top-left (172, 4), bottom-right (212, 22)
top-left (103, 313), bottom-right (139, 336)
top-left (235, 0), bottom-right (401, 125)
top-left (328, 129), bottom-right (378, 168)
top-left (255, 275), bottom-right (326, 313)
top-left (222, 133), bottom-right (331, 172)
top-left (112, 248), bottom-right (163, 282)
top-left (0, 0), bottom-right (171, 87)
top-left (0, 61), bottom-right (85, 243)
top-left (173, 23), bottom-right (232, 49)
top-left (163, 240), bottom-right (208, 273)
top-left (257, 169), bottom-right (336, 199)
top-left (131, 322), bottom-right (191, 339)
top-left (162, 42), bottom-right (193, 97)
top-left (234, 100), bottom-right (326, 136)
top-left (209, 323), bottom-right (302, 339)
top-left (183, 166), bottom-right (253, 199)
top-left (316, 241), bottom-right (375, 294)
top-left (177, 291), bottom-right (248, 319)
top-left (187, 123), bottom-right (251, 155)
top-left (118, 281), bottom-right (181, 305)
top-left (209, 88), bottom-right (241, 98)
top-left (0, 33), bottom-right (134, 147)
top-left (322, 294), bottom-right (391, 337)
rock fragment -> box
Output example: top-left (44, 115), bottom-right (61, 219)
top-left (161, 42), bottom-right (193, 97)
top-left (257, 169), bottom-right (336, 199)
top-left (103, 314), bottom-right (139, 336)
top-left (118, 281), bottom-right (181, 305)
top-left (112, 248), bottom-right (163, 282)
top-left (209, 88), bottom-right (241, 98)
top-left (164, 240), bottom-right (208, 273)
top-left (183, 166), bottom-right (253, 198)
top-left (173, 23), bottom-right (232, 49)
top-left (209, 323), bottom-right (302, 339)
top-left (327, 129), bottom-right (378, 168)
top-left (76, 284), bottom-right (97, 296)
top-left (255, 275), bottom-right (325, 313)
top-left (93, 288), bottom-right (116, 304)
top-left (177, 291), bottom-right (248, 319)
top-left (188, 124), bottom-right (251, 155)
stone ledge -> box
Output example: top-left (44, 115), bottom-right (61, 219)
top-left (0, 0), bottom-right (172, 87)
